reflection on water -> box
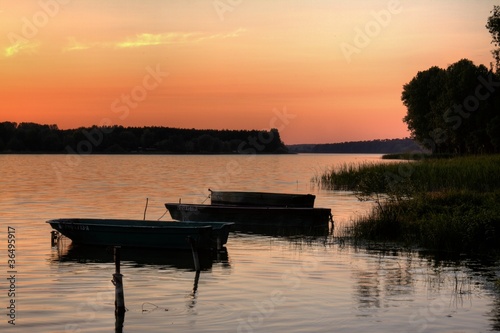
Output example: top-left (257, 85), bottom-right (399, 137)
top-left (1, 154), bottom-right (499, 332)
top-left (52, 239), bottom-right (229, 271)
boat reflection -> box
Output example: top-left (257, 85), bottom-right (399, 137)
top-left (51, 240), bottom-right (229, 271)
top-left (51, 240), bottom-right (220, 333)
top-left (232, 223), bottom-right (332, 240)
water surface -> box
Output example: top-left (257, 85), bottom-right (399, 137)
top-left (0, 154), bottom-right (499, 332)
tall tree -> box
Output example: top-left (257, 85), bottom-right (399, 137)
top-left (402, 59), bottom-right (497, 154)
top-left (486, 5), bottom-right (500, 73)
top-left (401, 66), bottom-right (447, 153)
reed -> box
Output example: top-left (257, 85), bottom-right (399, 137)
top-left (318, 154), bottom-right (500, 253)
top-left (381, 152), bottom-right (429, 160)
top-left (318, 154), bottom-right (500, 194)
top-left (350, 190), bottom-right (500, 253)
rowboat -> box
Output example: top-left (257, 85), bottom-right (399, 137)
top-left (46, 218), bottom-right (233, 250)
top-left (209, 189), bottom-right (316, 208)
top-left (165, 203), bottom-right (332, 229)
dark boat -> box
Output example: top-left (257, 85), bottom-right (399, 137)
top-left (46, 218), bottom-right (233, 250)
top-left (209, 189), bottom-right (316, 208)
top-left (165, 203), bottom-right (332, 228)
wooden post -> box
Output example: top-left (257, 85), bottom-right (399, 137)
top-left (143, 197), bottom-right (149, 220)
top-left (50, 231), bottom-right (60, 247)
top-left (217, 235), bottom-right (222, 251)
top-left (112, 246), bottom-right (126, 315)
top-left (187, 237), bottom-right (200, 271)
top-left (114, 246), bottom-right (121, 274)
top-left (191, 270), bottom-right (201, 299)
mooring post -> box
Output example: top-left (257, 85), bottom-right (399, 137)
top-left (217, 235), bottom-right (222, 251)
top-left (50, 230), bottom-right (60, 247)
top-left (112, 246), bottom-right (126, 315)
top-left (187, 237), bottom-right (201, 271)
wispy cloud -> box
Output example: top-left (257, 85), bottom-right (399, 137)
top-left (63, 37), bottom-right (93, 52)
top-left (116, 32), bottom-right (201, 48)
top-left (63, 29), bottom-right (246, 52)
top-left (4, 40), bottom-right (40, 57)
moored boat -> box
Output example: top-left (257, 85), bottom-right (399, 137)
top-left (165, 203), bottom-right (332, 229)
top-left (46, 218), bottom-right (233, 250)
top-left (209, 189), bottom-right (316, 207)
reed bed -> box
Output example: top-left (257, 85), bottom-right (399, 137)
top-left (318, 155), bottom-right (500, 253)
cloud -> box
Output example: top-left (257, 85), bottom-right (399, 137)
top-left (196, 28), bottom-right (246, 41)
top-left (115, 32), bottom-right (202, 48)
top-left (63, 29), bottom-right (246, 52)
top-left (63, 37), bottom-right (93, 52)
top-left (4, 40), bottom-right (40, 57)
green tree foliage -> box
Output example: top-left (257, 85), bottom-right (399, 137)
top-left (402, 66), bottom-right (446, 151)
top-left (0, 123), bottom-right (288, 154)
top-left (402, 59), bottom-right (500, 154)
top-left (486, 5), bottom-right (500, 73)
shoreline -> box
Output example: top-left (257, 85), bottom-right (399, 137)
top-left (318, 154), bottom-right (500, 254)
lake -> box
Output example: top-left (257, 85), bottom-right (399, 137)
top-left (1, 154), bottom-right (499, 332)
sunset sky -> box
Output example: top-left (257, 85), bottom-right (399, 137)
top-left (0, 0), bottom-right (497, 144)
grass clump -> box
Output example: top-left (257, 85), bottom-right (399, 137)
top-left (319, 154), bottom-right (500, 254)
top-left (351, 190), bottom-right (500, 253)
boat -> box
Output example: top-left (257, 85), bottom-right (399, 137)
top-left (46, 218), bottom-right (233, 250)
top-left (209, 189), bottom-right (316, 207)
top-left (165, 203), bottom-right (332, 229)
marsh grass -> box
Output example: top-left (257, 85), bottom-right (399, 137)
top-left (318, 155), bottom-right (500, 193)
top-left (318, 155), bottom-right (500, 253)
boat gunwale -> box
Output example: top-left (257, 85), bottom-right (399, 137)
top-left (209, 190), bottom-right (316, 207)
top-left (165, 203), bottom-right (331, 211)
top-left (209, 190), bottom-right (315, 197)
top-left (46, 219), bottom-right (233, 230)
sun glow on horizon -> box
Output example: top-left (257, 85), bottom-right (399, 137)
top-left (0, 0), bottom-right (497, 144)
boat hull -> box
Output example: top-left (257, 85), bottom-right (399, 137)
top-left (209, 190), bottom-right (315, 208)
top-left (46, 219), bottom-right (232, 250)
top-left (165, 203), bottom-right (332, 229)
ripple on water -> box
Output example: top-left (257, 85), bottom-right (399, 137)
top-left (1, 155), bottom-right (499, 332)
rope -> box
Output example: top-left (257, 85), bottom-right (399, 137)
top-left (329, 213), bottom-right (335, 230)
top-left (143, 197), bottom-right (149, 220)
top-left (201, 193), bottom-right (211, 204)
top-left (157, 209), bottom-right (169, 221)
top-left (142, 302), bottom-right (168, 313)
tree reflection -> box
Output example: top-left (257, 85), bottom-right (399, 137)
top-left (352, 250), bottom-right (415, 316)
top-left (350, 247), bottom-right (500, 331)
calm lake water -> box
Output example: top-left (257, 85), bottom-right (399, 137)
top-left (1, 154), bottom-right (499, 332)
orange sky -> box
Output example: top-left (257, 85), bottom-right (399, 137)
top-left (0, 0), bottom-right (497, 144)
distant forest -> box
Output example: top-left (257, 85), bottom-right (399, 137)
top-left (0, 122), bottom-right (288, 154)
top-left (287, 138), bottom-right (425, 154)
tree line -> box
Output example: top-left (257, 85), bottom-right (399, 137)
top-left (288, 138), bottom-right (424, 154)
top-left (0, 122), bottom-right (289, 154)
top-left (401, 6), bottom-right (500, 155)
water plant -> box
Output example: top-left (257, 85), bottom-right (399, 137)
top-left (317, 155), bottom-right (500, 254)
